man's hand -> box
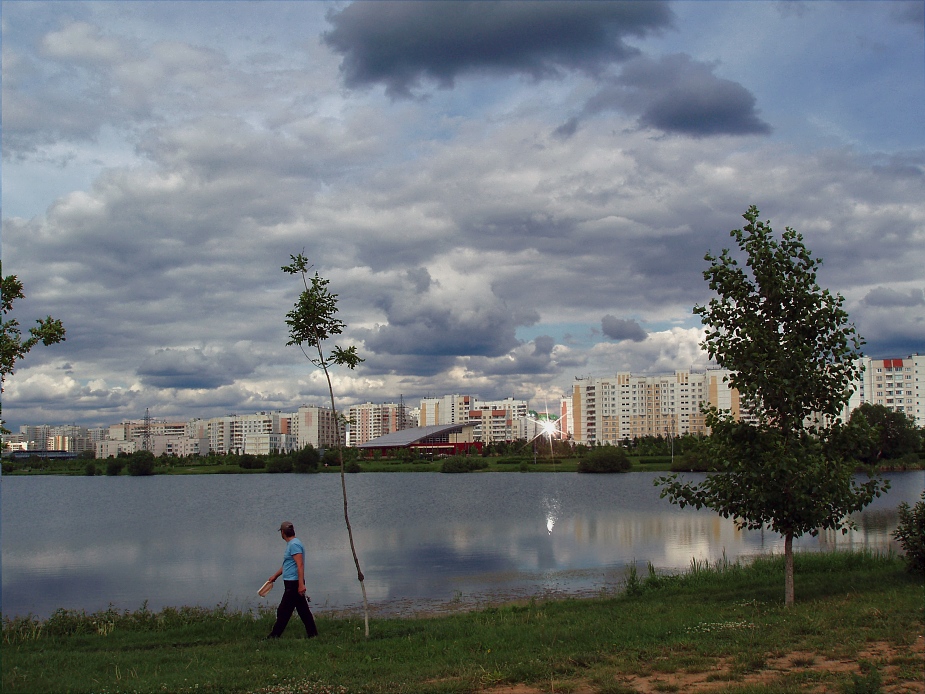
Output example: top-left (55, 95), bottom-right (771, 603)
top-left (298, 581), bottom-right (306, 595)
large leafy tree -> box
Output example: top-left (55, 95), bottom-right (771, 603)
top-left (282, 254), bottom-right (369, 636)
top-left (1, 261), bottom-right (66, 426)
top-left (830, 403), bottom-right (921, 465)
top-left (658, 206), bottom-right (888, 606)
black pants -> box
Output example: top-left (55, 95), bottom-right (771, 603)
top-left (269, 580), bottom-right (318, 638)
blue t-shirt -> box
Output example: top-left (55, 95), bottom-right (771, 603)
top-left (282, 537), bottom-right (305, 581)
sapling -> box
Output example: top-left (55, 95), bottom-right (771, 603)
top-left (282, 254), bottom-right (369, 636)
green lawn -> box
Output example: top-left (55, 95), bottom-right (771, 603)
top-left (4, 551), bottom-right (922, 694)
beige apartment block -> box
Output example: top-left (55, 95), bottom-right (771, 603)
top-left (347, 402), bottom-right (415, 447)
top-left (571, 368), bottom-right (739, 445)
top-left (466, 397), bottom-right (528, 442)
top-left (419, 394), bottom-right (473, 426)
top-left (292, 405), bottom-right (342, 450)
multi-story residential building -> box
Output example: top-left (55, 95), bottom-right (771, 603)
top-left (419, 394), bottom-right (473, 426)
top-left (291, 405), bottom-right (342, 450)
top-left (347, 402), bottom-right (415, 447)
top-left (466, 397), bottom-right (528, 442)
top-left (97, 439), bottom-right (137, 458)
top-left (845, 354), bottom-right (924, 427)
top-left (571, 368), bottom-right (739, 445)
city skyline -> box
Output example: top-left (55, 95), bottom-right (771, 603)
top-left (3, 1), bottom-right (924, 431)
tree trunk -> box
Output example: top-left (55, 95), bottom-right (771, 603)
top-left (316, 342), bottom-right (370, 638)
top-left (784, 531), bottom-right (794, 607)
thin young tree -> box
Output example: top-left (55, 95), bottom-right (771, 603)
top-left (658, 206), bottom-right (888, 607)
top-left (282, 254), bottom-right (369, 636)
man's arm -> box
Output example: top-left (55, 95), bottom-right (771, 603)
top-left (267, 566), bottom-right (283, 584)
top-left (294, 552), bottom-right (306, 595)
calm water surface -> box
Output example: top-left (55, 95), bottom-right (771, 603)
top-left (2, 471), bottom-right (922, 619)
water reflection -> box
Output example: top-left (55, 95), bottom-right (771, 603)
top-left (1, 471), bottom-right (921, 619)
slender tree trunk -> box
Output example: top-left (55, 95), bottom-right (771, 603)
top-left (784, 531), bottom-right (794, 607)
top-left (316, 343), bottom-right (370, 638)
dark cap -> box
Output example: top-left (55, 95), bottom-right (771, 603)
top-left (279, 521), bottom-right (294, 534)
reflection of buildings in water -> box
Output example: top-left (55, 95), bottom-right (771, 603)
top-left (813, 509), bottom-right (898, 551)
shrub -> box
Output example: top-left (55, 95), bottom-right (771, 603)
top-left (238, 454), bottom-right (265, 470)
top-left (84, 462), bottom-right (99, 476)
top-left (577, 446), bottom-right (630, 473)
top-left (265, 458), bottom-right (293, 473)
top-left (292, 446), bottom-right (319, 473)
top-left (127, 452), bottom-right (156, 476)
top-left (893, 491), bottom-right (925, 575)
top-left (106, 460), bottom-right (125, 476)
top-left (345, 460), bottom-right (362, 473)
top-left (441, 456), bottom-right (488, 473)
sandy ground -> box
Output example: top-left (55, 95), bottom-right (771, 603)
top-left (484, 635), bottom-right (925, 693)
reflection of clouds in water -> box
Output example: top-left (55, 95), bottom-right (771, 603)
top-left (3, 473), bottom-right (921, 619)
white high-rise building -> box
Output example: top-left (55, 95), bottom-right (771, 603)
top-left (845, 354), bottom-right (924, 427)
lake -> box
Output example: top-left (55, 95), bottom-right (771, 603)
top-left (2, 471), bottom-right (922, 619)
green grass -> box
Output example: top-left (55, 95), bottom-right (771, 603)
top-left (4, 551), bottom-right (922, 694)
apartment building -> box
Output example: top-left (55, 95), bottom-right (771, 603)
top-left (845, 354), bottom-right (924, 427)
top-left (347, 402), bottom-right (415, 447)
top-left (419, 394), bottom-right (473, 426)
top-left (291, 405), bottom-right (342, 450)
top-left (571, 368), bottom-right (739, 445)
top-left (466, 397), bottom-right (529, 443)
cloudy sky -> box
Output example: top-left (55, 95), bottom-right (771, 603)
top-left (2, 0), bottom-right (924, 430)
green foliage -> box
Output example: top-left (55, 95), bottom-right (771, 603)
top-left (292, 446), bottom-right (319, 473)
top-left (127, 451), bottom-right (156, 476)
top-left (658, 207), bottom-right (888, 605)
top-left (282, 254), bottom-right (363, 373)
top-left (694, 206), bottom-right (863, 431)
top-left (84, 462), bottom-right (99, 476)
top-left (1, 263), bottom-right (66, 426)
top-left (577, 445), bottom-right (630, 473)
top-left (345, 460), bottom-right (362, 473)
top-left (440, 456), bottom-right (489, 473)
top-left (829, 403), bottom-right (921, 464)
top-left (105, 459), bottom-right (125, 476)
top-left (893, 491), bottom-right (925, 576)
top-left (265, 457), bottom-right (293, 473)
top-left (1, 265), bottom-right (67, 387)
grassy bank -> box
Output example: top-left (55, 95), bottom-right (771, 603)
top-left (4, 551), bottom-right (922, 694)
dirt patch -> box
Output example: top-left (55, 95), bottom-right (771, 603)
top-left (484, 636), bottom-right (925, 693)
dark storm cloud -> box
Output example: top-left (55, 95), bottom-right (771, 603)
top-left (358, 301), bottom-right (540, 358)
top-left (323, 0), bottom-right (674, 97)
top-left (601, 315), bottom-right (647, 342)
top-left (137, 348), bottom-right (256, 389)
top-left (466, 336), bottom-right (559, 376)
top-left (568, 53), bottom-right (771, 137)
top-left (862, 287), bottom-right (925, 308)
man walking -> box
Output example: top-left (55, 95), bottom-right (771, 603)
top-left (266, 521), bottom-right (318, 639)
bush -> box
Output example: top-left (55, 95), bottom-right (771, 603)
top-left (238, 454), bottom-right (265, 470)
top-left (84, 462), bottom-right (99, 476)
top-left (265, 458), bottom-right (293, 473)
top-left (345, 460), bottom-right (362, 473)
top-left (106, 460), bottom-right (125, 476)
top-left (441, 456), bottom-right (488, 473)
top-left (893, 491), bottom-right (925, 575)
top-left (127, 452), bottom-right (156, 476)
top-left (577, 446), bottom-right (630, 473)
top-left (495, 457), bottom-right (526, 465)
top-left (292, 446), bottom-right (319, 473)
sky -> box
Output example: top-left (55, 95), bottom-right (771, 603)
top-left (2, 0), bottom-right (924, 431)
